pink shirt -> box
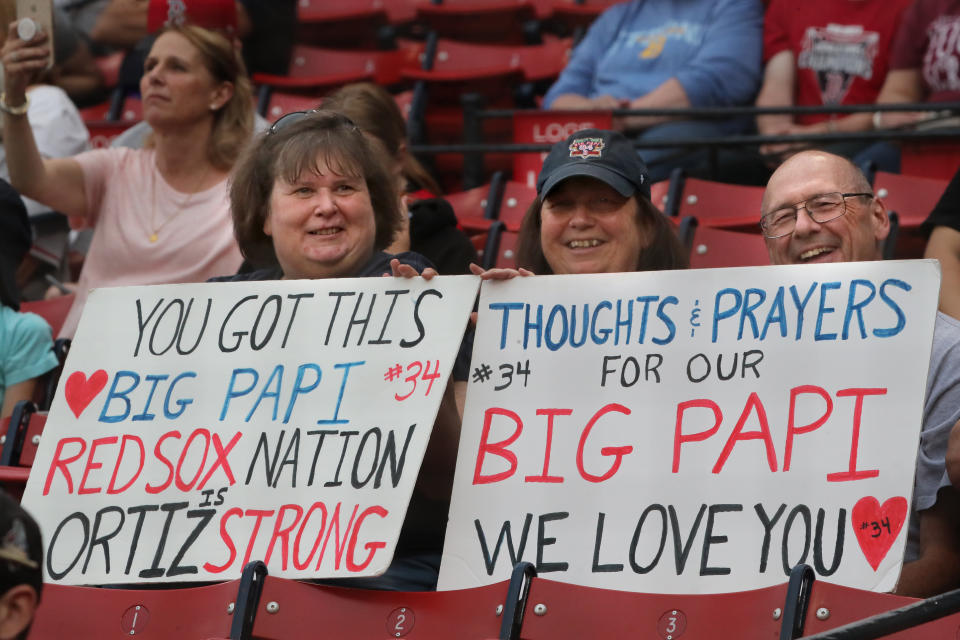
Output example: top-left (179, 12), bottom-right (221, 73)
top-left (63, 147), bottom-right (242, 338)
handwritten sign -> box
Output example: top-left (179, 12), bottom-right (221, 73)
top-left (439, 261), bottom-right (940, 594)
top-left (23, 276), bottom-right (479, 585)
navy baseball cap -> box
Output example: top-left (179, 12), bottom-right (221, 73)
top-left (536, 129), bottom-right (651, 201)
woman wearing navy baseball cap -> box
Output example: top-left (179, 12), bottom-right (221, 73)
top-left (472, 129), bottom-right (687, 278)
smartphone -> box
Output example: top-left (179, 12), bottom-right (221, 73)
top-left (16, 0), bottom-right (54, 70)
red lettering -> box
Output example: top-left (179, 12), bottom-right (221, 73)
top-left (827, 388), bottom-right (886, 482)
top-left (524, 408), bottom-right (569, 483)
top-left (145, 430), bottom-right (180, 494)
top-left (577, 403), bottom-right (633, 483)
top-left (78, 436), bottom-right (118, 494)
top-left (175, 429), bottom-right (211, 491)
top-left (240, 509), bottom-right (274, 567)
top-left (712, 392), bottom-right (777, 473)
top-left (197, 431), bottom-right (242, 489)
top-left (784, 385), bottom-right (833, 471)
top-left (673, 400), bottom-right (722, 473)
top-left (346, 506), bottom-right (388, 572)
top-left (107, 435), bottom-right (145, 494)
top-left (473, 407), bottom-right (523, 485)
top-left (43, 437), bottom-right (86, 495)
top-left (293, 502), bottom-right (328, 571)
top-left (318, 503), bottom-right (358, 571)
top-left (264, 504), bottom-right (303, 570)
top-left (204, 507), bottom-right (241, 573)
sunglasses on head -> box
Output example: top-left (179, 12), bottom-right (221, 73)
top-left (268, 109), bottom-right (359, 135)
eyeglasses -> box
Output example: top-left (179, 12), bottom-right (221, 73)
top-left (268, 109), bottom-right (322, 135)
top-left (760, 192), bottom-right (874, 239)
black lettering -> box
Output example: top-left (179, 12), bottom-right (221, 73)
top-left (754, 503), bottom-right (786, 573)
top-left (669, 504), bottom-right (707, 574)
top-left (125, 505), bottom-right (158, 574)
top-left (475, 514), bottom-right (533, 576)
top-left (139, 502), bottom-right (189, 579)
top-left (175, 298), bottom-right (212, 355)
top-left (700, 504), bottom-right (741, 576)
top-left (82, 506), bottom-right (125, 573)
top-left (536, 512), bottom-right (569, 573)
top-left (400, 289), bottom-right (442, 348)
top-left (374, 424), bottom-right (416, 488)
top-left (780, 505), bottom-right (812, 575)
top-left (369, 289), bottom-right (407, 345)
top-left (629, 504), bottom-right (667, 574)
top-left (813, 508), bottom-right (845, 576)
top-left (134, 298), bottom-right (164, 357)
top-left (166, 509), bottom-right (216, 577)
top-left (592, 512), bottom-right (623, 573)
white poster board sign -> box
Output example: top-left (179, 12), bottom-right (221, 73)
top-left (439, 261), bottom-right (940, 594)
top-left (23, 276), bottom-right (479, 585)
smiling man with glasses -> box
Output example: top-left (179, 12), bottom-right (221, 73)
top-left (760, 150), bottom-right (960, 598)
top-left (762, 150), bottom-right (889, 264)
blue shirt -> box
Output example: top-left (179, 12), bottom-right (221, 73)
top-left (544, 0), bottom-right (763, 109)
top-left (0, 307), bottom-right (57, 410)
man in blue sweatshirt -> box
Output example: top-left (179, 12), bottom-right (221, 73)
top-left (545, 0), bottom-right (764, 182)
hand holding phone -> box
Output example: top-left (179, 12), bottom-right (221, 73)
top-left (15, 0), bottom-right (54, 70)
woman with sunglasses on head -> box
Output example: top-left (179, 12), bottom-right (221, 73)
top-left (215, 110), bottom-right (454, 590)
top-left (1, 22), bottom-right (252, 338)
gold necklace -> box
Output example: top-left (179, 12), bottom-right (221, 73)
top-left (148, 160), bottom-right (212, 243)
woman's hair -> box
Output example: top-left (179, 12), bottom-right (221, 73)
top-left (147, 24), bottom-right (254, 170)
top-left (321, 83), bottom-right (441, 195)
top-left (230, 111), bottom-right (403, 269)
top-left (515, 192), bottom-right (689, 273)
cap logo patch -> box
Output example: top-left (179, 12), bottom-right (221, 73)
top-left (568, 137), bottom-right (604, 159)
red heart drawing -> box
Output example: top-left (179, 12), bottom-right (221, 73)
top-left (64, 370), bottom-right (109, 419)
top-left (851, 496), bottom-right (908, 571)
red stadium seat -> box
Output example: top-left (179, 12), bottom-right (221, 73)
top-left (665, 174), bottom-right (765, 230)
top-left (260, 91), bottom-right (324, 122)
top-left (678, 217), bottom-right (771, 269)
top-left (900, 140), bottom-right (960, 181)
top-left (873, 171), bottom-right (947, 228)
top-left (253, 46), bottom-right (413, 93)
top-left (496, 180), bottom-right (537, 230)
top-left (873, 171), bottom-right (948, 258)
top-left (295, 0), bottom-right (392, 49)
top-left (21, 294), bottom-right (74, 338)
top-left (413, 0), bottom-right (541, 43)
top-left (28, 579), bottom-right (239, 638)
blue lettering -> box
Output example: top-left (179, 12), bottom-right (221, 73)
top-left (842, 279), bottom-right (876, 340)
top-left (815, 281), bottom-right (842, 341)
top-left (220, 368), bottom-right (258, 421)
top-left (874, 278), bottom-right (911, 338)
top-left (488, 302), bottom-right (524, 350)
top-left (653, 297), bottom-right (677, 345)
top-left (163, 372), bottom-right (196, 419)
top-left (712, 288), bottom-right (742, 343)
top-left (760, 287), bottom-right (787, 340)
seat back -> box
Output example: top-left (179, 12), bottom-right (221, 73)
top-left (667, 175), bottom-right (765, 230)
top-left (414, 0), bottom-right (539, 44)
top-left (681, 217), bottom-right (771, 269)
top-left (873, 171), bottom-right (948, 227)
top-left (21, 294), bottom-right (74, 338)
top-left (28, 579), bottom-right (239, 638)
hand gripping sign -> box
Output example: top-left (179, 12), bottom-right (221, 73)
top-left (23, 276), bottom-right (479, 585)
top-left (439, 261), bottom-right (941, 594)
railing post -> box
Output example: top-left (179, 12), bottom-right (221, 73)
top-left (462, 92), bottom-right (486, 190)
